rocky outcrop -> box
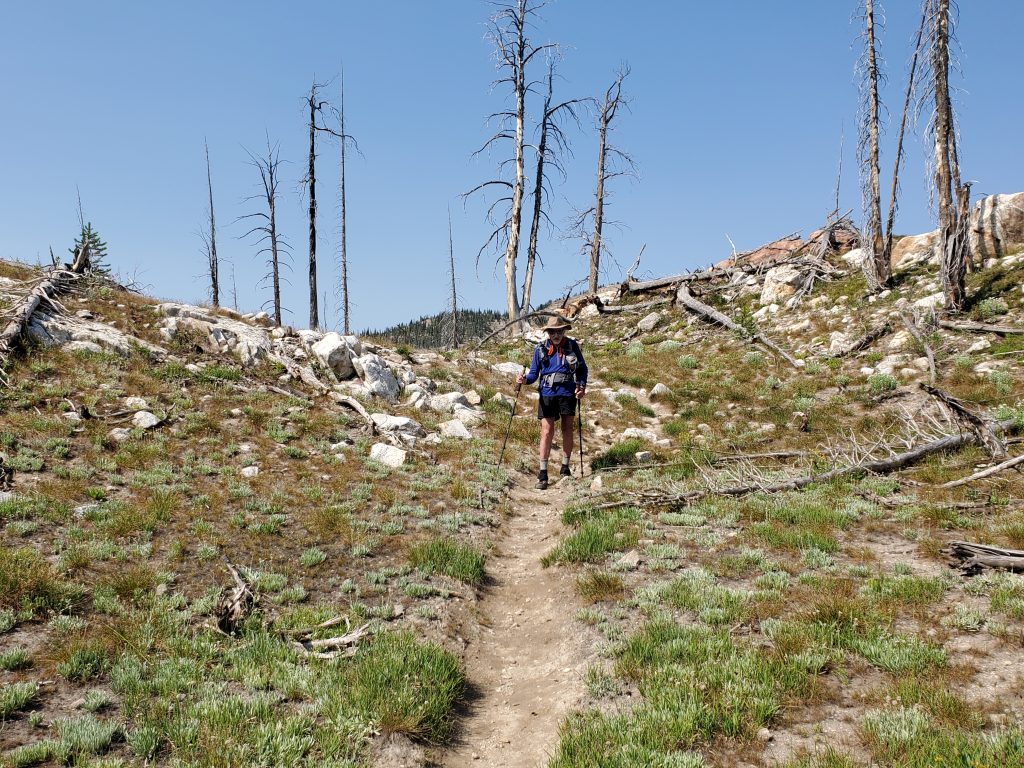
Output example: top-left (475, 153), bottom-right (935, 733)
top-left (352, 353), bottom-right (401, 402)
top-left (28, 310), bottom-right (166, 358)
top-left (311, 332), bottom-right (361, 378)
top-left (156, 303), bottom-right (271, 366)
top-left (892, 231), bottom-right (938, 270)
top-left (970, 192), bottom-right (1024, 262)
top-left (760, 264), bottom-right (803, 305)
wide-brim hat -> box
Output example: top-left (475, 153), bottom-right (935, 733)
top-left (542, 315), bottom-right (572, 332)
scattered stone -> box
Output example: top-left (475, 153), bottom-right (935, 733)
top-left (490, 392), bottom-right (515, 406)
top-left (132, 411), bottom-right (160, 430)
top-left (913, 292), bottom-right (945, 311)
top-left (370, 414), bottom-right (427, 438)
top-left (756, 727), bottom-right (773, 742)
top-left (62, 411), bottom-right (82, 423)
top-left (622, 427), bottom-right (658, 442)
top-left (635, 451), bottom-right (653, 463)
top-left (617, 550), bottom-right (642, 570)
top-left (840, 247), bottom-right (865, 268)
top-left (637, 311), bottom-right (662, 333)
top-left (440, 420), bottom-right (473, 439)
top-left (966, 339), bottom-right (992, 354)
top-left (452, 404), bottom-right (485, 428)
top-left (353, 353), bottom-right (401, 402)
top-left (311, 332), bottom-right (361, 379)
top-left (590, 475), bottom-right (603, 491)
top-left (241, 465), bottom-right (259, 478)
top-left (650, 383), bottom-right (671, 398)
top-left (492, 361), bottom-right (526, 376)
top-left (73, 503), bottom-right (99, 519)
top-left (229, 408), bottom-right (243, 417)
top-left (464, 390), bottom-right (482, 406)
top-left (760, 264), bottom-right (802, 305)
top-left (109, 428), bottom-right (132, 442)
top-left (430, 392), bottom-right (471, 414)
top-left (370, 443), bottom-right (407, 468)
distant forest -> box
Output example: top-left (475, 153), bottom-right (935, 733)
top-left (361, 308), bottom-right (504, 349)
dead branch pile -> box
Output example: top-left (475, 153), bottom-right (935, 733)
top-left (946, 541), bottom-right (1024, 575)
top-left (216, 563), bottom-right (255, 635)
top-left (288, 616), bottom-right (371, 659)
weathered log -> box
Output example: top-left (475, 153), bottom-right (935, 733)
top-left (675, 284), bottom-right (799, 368)
top-left (900, 313), bottom-right (936, 384)
top-left (216, 563), bottom-right (255, 635)
top-left (922, 383), bottom-right (1006, 459)
top-left (598, 298), bottom-right (669, 315)
top-left (946, 541), bottom-right (1024, 575)
top-left (938, 319), bottom-right (1024, 335)
top-left (940, 453), bottom-right (1024, 488)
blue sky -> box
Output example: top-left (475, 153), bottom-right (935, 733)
top-left (2, 2), bottom-right (1021, 331)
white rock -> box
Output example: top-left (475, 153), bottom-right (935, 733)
top-left (352, 353), bottom-right (401, 402)
top-left (124, 396), bottom-right (149, 411)
top-left (637, 312), bottom-right (662, 333)
top-left (913, 292), bottom-right (945, 311)
top-left (132, 411), bottom-right (160, 430)
top-left (859, 367), bottom-right (875, 376)
top-left (452, 404), bottom-right (486, 428)
top-left (241, 465), bottom-right (259, 478)
top-left (464, 390), bottom-right (482, 406)
top-left (590, 475), bottom-right (604, 491)
top-left (875, 354), bottom-right (910, 376)
top-left (406, 390), bottom-right (429, 409)
top-left (760, 264), bottom-right (802, 305)
top-left (887, 330), bottom-right (913, 352)
top-left (62, 411), bottom-right (82, 423)
top-left (370, 413), bottom-right (427, 437)
top-left (840, 247), bottom-right (865, 268)
top-left (966, 339), bottom-right (992, 354)
top-left (370, 443), bottom-right (407, 468)
top-left (635, 451), bottom-right (653, 463)
top-left (440, 419), bottom-right (473, 439)
top-left (650, 383), bottom-right (671, 398)
top-left (311, 332), bottom-right (361, 379)
top-left (490, 392), bottom-right (515, 406)
top-left (66, 340), bottom-right (104, 354)
top-left (430, 391), bottom-right (470, 413)
top-left (492, 361), bottom-right (526, 376)
top-left (109, 427), bottom-right (132, 442)
top-left (622, 427), bottom-right (658, 442)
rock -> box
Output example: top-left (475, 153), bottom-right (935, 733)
top-left (440, 419), bottom-right (473, 439)
top-left (452, 404), bottom-right (485, 428)
top-left (637, 312), bottom-right (662, 333)
top-left (66, 340), bottom-right (104, 354)
top-left (62, 411), bottom-right (82, 423)
top-left (617, 550), bottom-right (642, 569)
top-left (353, 353), bottom-right (401, 402)
top-left (969, 192), bottom-right (1024, 261)
top-left (490, 392), bottom-right (515, 406)
top-left (875, 354), bottom-right (910, 376)
top-left (757, 727), bottom-right (773, 742)
top-left (370, 443), bottom-right (407, 468)
top-left (406, 390), bottom-right (429, 409)
top-left (966, 339), bottom-right (992, 354)
top-left (492, 361), bottom-right (526, 376)
top-left (622, 427), bottom-right (658, 442)
top-left (241, 465), bottom-right (259, 478)
top-left (635, 451), bottom-right (653, 463)
top-left (840, 247), bottom-right (865, 268)
top-left (430, 392), bottom-right (470, 414)
top-left (760, 264), bottom-right (802, 305)
top-left (370, 414), bottom-right (427, 438)
top-left (132, 411), bottom-right (160, 430)
top-left (109, 428), bottom-right (132, 442)
top-left (859, 367), bottom-right (875, 376)
top-left (75, 309), bottom-right (95, 320)
top-left (650, 383), bottom-right (671, 399)
top-left (464, 390), bottom-right (482, 406)
top-left (590, 475), bottom-right (603, 491)
top-left (124, 396), bottom-right (149, 411)
top-left (27, 308), bottom-right (165, 358)
top-left (913, 292), bottom-right (945, 311)
top-left (311, 332), bottom-right (361, 379)
top-left (829, 331), bottom-right (851, 354)
top-left (887, 329), bottom-right (913, 352)
top-left (892, 231), bottom-right (938, 270)
top-left (156, 303), bottom-right (269, 366)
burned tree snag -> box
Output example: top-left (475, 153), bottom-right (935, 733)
top-left (338, 71), bottom-right (351, 335)
top-left (241, 139), bottom-right (288, 327)
top-left (203, 139), bottom-right (219, 307)
top-left (305, 81), bottom-right (328, 331)
top-left (858, 0), bottom-right (888, 291)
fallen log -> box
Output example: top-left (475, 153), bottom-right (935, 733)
top-left (596, 417), bottom-right (1021, 509)
top-left (940, 452), bottom-right (1024, 488)
top-left (946, 541), bottom-right (1024, 575)
top-left (675, 284), bottom-right (799, 368)
top-left (831, 321), bottom-right (892, 358)
top-left (938, 319), bottom-right (1024, 335)
top-left (921, 383), bottom-right (1006, 459)
top-left (598, 298), bottom-right (670, 315)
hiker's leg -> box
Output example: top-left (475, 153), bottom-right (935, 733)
top-left (560, 413), bottom-right (575, 462)
top-left (539, 417), bottom-right (556, 463)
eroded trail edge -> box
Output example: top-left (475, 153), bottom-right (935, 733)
top-left (441, 481), bottom-right (587, 768)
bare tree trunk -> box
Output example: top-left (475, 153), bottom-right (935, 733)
top-left (931, 0), bottom-right (967, 312)
top-left (883, 10), bottom-right (925, 265)
top-left (522, 62), bottom-right (552, 318)
top-left (502, 4), bottom-right (527, 323)
top-left (306, 82), bottom-right (324, 331)
top-left (269, 177), bottom-right (282, 327)
top-left (860, 0), bottom-right (888, 291)
top-left (242, 140), bottom-right (285, 326)
top-left (339, 73), bottom-right (350, 335)
top-left (204, 140), bottom-right (219, 307)
top-left (448, 208), bottom-right (459, 349)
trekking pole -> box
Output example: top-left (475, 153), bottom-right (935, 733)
top-left (577, 397), bottom-right (585, 477)
top-left (497, 371), bottom-right (524, 468)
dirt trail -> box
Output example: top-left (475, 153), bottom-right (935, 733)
top-left (440, 479), bottom-right (589, 768)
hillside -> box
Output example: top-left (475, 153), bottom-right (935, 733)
top-left (2, 205), bottom-right (1024, 767)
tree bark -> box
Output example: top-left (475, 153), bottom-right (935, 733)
top-left (205, 140), bottom-right (219, 307)
top-left (522, 60), bottom-right (553, 317)
top-left (339, 73), bottom-right (350, 335)
top-left (307, 83), bottom-right (320, 330)
top-left (860, 0), bottom-right (889, 291)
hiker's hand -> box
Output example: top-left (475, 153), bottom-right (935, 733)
top-left (515, 373), bottom-right (525, 385)
top-left (576, 386), bottom-right (586, 400)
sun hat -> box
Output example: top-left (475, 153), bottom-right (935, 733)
top-left (542, 315), bottom-right (572, 332)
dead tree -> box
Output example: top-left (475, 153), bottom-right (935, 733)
top-left (202, 139), bottom-right (220, 307)
top-left (857, 0), bottom-right (888, 291)
top-left (446, 208), bottom-right (459, 349)
top-left (521, 55), bottom-right (581, 316)
top-left (241, 139), bottom-right (288, 326)
top-left (466, 0), bottom-right (552, 322)
top-left (577, 66), bottom-right (635, 294)
top-left (924, 0), bottom-right (970, 312)
top-left (338, 71), bottom-right (351, 334)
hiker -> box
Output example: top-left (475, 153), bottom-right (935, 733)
top-left (516, 316), bottom-right (588, 490)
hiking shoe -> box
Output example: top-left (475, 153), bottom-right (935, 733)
top-left (559, 463), bottom-right (571, 477)
top-left (536, 470), bottom-right (549, 490)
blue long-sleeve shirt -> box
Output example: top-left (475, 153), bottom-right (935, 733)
top-left (524, 337), bottom-right (588, 397)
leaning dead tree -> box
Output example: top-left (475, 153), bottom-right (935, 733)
top-left (521, 55), bottom-right (580, 316)
top-left (578, 65), bottom-right (635, 294)
top-left (923, 0), bottom-right (970, 312)
top-left (201, 139), bottom-right (220, 307)
top-left (467, 0), bottom-right (552, 322)
top-left (241, 139), bottom-right (288, 327)
top-left (445, 208), bottom-right (460, 349)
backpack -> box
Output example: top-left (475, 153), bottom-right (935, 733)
top-left (535, 337), bottom-right (580, 389)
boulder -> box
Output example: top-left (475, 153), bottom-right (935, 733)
top-left (969, 192), bottom-right (1024, 262)
top-left (430, 392), bottom-right (470, 414)
top-left (353, 353), bottom-right (401, 402)
top-left (241, 465), bottom-right (259, 478)
top-left (840, 248), bottom-right (865, 269)
top-left (875, 354), bottom-right (910, 376)
top-left (491, 392), bottom-right (515, 406)
top-left (439, 419), bottom-right (473, 439)
top-left (828, 332), bottom-right (851, 355)
top-left (109, 427), bottom-right (132, 442)
top-left (370, 414), bottom-right (427, 438)
top-left (637, 312), bottom-right (662, 333)
top-left (913, 292), bottom-right (945, 311)
top-left (132, 411), bottom-right (160, 430)
top-left (156, 303), bottom-right (269, 366)
top-left (650, 383), bottom-right (671, 398)
top-left (370, 443), bottom-right (407, 468)
top-left (311, 332), bottom-right (361, 379)
top-left (760, 264), bottom-right (803, 305)
top-left (622, 427), bottom-right (658, 442)
top-left (492, 361), bottom-right (526, 377)
top-left (464, 390), bottom-right (482, 406)
top-left (28, 310), bottom-right (165, 358)
top-left (452, 404), bottom-right (485, 428)
top-left (892, 231), bottom-right (938, 270)
top-left (124, 397), bottom-right (149, 411)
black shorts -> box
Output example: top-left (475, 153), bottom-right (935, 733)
top-left (538, 394), bottom-right (578, 419)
